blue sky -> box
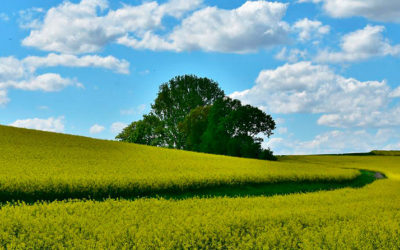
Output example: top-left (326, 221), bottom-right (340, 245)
top-left (1, 0), bottom-right (400, 154)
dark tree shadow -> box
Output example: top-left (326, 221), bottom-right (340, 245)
top-left (0, 170), bottom-right (381, 205)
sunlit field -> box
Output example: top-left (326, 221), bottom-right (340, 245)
top-left (1, 125), bottom-right (399, 248)
top-left (0, 125), bottom-right (360, 201)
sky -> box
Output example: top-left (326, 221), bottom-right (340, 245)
top-left (1, 0), bottom-right (400, 155)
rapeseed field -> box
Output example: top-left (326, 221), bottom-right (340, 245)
top-left (0, 125), bottom-right (359, 201)
top-left (1, 125), bottom-right (399, 249)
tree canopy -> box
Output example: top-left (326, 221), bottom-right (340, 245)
top-left (151, 75), bottom-right (225, 148)
top-left (117, 74), bottom-right (276, 160)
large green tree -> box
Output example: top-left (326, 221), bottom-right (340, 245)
top-left (151, 75), bottom-right (225, 148)
top-left (197, 97), bottom-right (276, 159)
top-left (178, 105), bottom-right (211, 152)
top-left (117, 75), bottom-right (276, 160)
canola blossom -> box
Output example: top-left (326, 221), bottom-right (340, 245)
top-left (0, 125), bottom-right (399, 249)
top-left (0, 125), bottom-right (358, 201)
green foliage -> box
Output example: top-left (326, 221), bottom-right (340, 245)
top-left (178, 105), bottom-right (211, 151)
top-left (199, 97), bottom-right (276, 160)
top-left (116, 114), bottom-right (164, 146)
top-left (370, 150), bottom-right (400, 156)
top-left (117, 75), bottom-right (277, 160)
top-left (150, 75), bottom-right (225, 148)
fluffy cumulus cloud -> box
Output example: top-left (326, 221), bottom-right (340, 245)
top-left (230, 61), bottom-right (400, 128)
top-left (89, 124), bottom-right (105, 134)
top-left (0, 56), bottom-right (81, 104)
top-left (23, 53), bottom-right (130, 74)
top-left (299, 0), bottom-right (400, 23)
top-left (9, 116), bottom-right (65, 132)
top-left (316, 25), bottom-right (400, 63)
top-left (0, 53), bottom-right (129, 104)
top-left (317, 106), bottom-right (400, 128)
top-left (293, 18), bottom-right (330, 41)
top-left (18, 7), bottom-right (44, 29)
top-left (4, 73), bottom-right (80, 92)
top-left (120, 1), bottom-right (289, 53)
top-left (21, 0), bottom-right (289, 54)
top-left (390, 87), bottom-right (400, 98)
top-left (275, 47), bottom-right (307, 62)
top-left (265, 129), bottom-right (398, 155)
top-left (110, 122), bottom-right (127, 134)
top-left (22, 0), bottom-right (203, 54)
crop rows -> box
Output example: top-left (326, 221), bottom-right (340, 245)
top-left (1, 125), bottom-right (399, 249)
top-left (0, 174), bottom-right (399, 249)
top-left (0, 125), bottom-right (359, 201)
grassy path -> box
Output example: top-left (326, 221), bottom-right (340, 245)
top-left (0, 170), bottom-right (379, 203)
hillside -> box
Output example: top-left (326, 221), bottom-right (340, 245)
top-left (1, 125), bottom-right (400, 248)
top-left (0, 125), bottom-right (363, 202)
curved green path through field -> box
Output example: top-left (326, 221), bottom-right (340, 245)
top-left (0, 125), bottom-right (385, 202)
top-left (1, 125), bottom-right (399, 248)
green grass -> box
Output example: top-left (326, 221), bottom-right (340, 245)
top-left (138, 170), bottom-right (377, 200)
top-left (1, 125), bottom-right (399, 249)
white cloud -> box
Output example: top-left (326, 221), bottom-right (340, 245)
top-left (0, 57), bottom-right (81, 93)
top-left (89, 124), bottom-right (105, 134)
top-left (120, 104), bottom-right (147, 115)
top-left (316, 25), bottom-right (400, 63)
top-left (293, 18), bottom-right (330, 41)
top-left (390, 87), bottom-right (400, 98)
top-left (18, 7), bottom-right (44, 29)
top-left (0, 13), bottom-right (9, 22)
top-left (10, 116), bottom-right (65, 132)
top-left (231, 61), bottom-right (390, 114)
top-left (230, 61), bottom-right (400, 128)
top-left (23, 53), bottom-right (130, 74)
top-left (317, 106), bottom-right (400, 128)
top-left (110, 122), bottom-right (127, 134)
top-left (0, 53), bottom-right (129, 104)
top-left (22, 0), bottom-right (202, 54)
top-left (164, 0), bottom-right (290, 53)
top-left (157, 0), bottom-right (203, 18)
top-left (277, 127), bottom-right (288, 134)
top-left (0, 90), bottom-right (9, 105)
top-left (305, 0), bottom-right (400, 23)
top-left (0, 56), bottom-right (81, 103)
top-left (383, 142), bottom-right (400, 151)
top-left (0, 57), bottom-right (27, 82)
top-left (265, 129), bottom-right (397, 155)
top-left (4, 73), bottom-right (80, 92)
top-left (119, 1), bottom-right (289, 53)
top-left (275, 47), bottom-right (307, 62)
top-left (275, 117), bottom-right (285, 125)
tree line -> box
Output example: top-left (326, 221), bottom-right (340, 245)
top-left (116, 75), bottom-right (276, 160)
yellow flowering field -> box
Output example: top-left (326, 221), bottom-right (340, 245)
top-left (1, 124), bottom-right (399, 249)
top-left (0, 125), bottom-right (359, 201)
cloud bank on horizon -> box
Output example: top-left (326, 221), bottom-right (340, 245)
top-left (1, 0), bottom-right (400, 154)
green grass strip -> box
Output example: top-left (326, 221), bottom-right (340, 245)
top-left (0, 170), bottom-right (380, 204)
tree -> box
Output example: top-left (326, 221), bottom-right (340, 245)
top-left (116, 114), bottom-right (164, 146)
top-left (198, 97), bottom-right (276, 160)
top-left (151, 75), bottom-right (225, 148)
top-left (178, 105), bottom-right (211, 152)
top-left (117, 75), bottom-right (276, 160)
